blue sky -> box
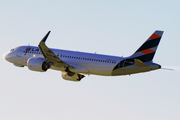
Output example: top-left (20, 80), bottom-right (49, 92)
top-left (1, 0), bottom-right (180, 120)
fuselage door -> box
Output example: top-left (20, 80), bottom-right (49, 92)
top-left (17, 46), bottom-right (25, 57)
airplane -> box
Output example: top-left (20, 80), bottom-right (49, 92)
top-left (4, 30), bottom-right (163, 81)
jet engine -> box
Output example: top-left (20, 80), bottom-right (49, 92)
top-left (27, 57), bottom-right (50, 72)
top-left (61, 72), bottom-right (85, 81)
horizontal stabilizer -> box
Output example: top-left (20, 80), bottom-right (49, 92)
top-left (134, 59), bottom-right (148, 67)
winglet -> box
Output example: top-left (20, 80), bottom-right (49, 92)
top-left (41, 31), bottom-right (51, 42)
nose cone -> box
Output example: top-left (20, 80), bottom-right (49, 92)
top-left (4, 53), bottom-right (9, 61)
top-left (4, 52), bottom-right (13, 63)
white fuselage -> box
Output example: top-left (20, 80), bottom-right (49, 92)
top-left (4, 45), bottom-right (160, 76)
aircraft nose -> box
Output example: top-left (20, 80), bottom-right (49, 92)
top-left (4, 53), bottom-right (12, 62)
top-left (4, 53), bottom-right (9, 61)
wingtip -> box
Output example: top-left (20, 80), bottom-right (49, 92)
top-left (41, 31), bottom-right (51, 42)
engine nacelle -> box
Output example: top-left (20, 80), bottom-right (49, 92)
top-left (61, 72), bottom-right (85, 81)
top-left (27, 57), bottom-right (50, 72)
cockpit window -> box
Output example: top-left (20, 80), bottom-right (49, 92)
top-left (10, 49), bottom-right (14, 51)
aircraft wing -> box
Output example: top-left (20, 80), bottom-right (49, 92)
top-left (38, 31), bottom-right (86, 81)
top-left (38, 31), bottom-right (69, 67)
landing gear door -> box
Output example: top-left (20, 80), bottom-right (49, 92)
top-left (17, 47), bottom-right (25, 57)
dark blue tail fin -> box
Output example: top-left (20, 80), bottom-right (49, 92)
top-left (129, 30), bottom-right (164, 62)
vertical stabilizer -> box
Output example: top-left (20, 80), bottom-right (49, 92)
top-left (129, 30), bottom-right (164, 62)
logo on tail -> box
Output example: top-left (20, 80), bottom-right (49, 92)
top-left (130, 30), bottom-right (164, 62)
top-left (113, 30), bottom-right (163, 70)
